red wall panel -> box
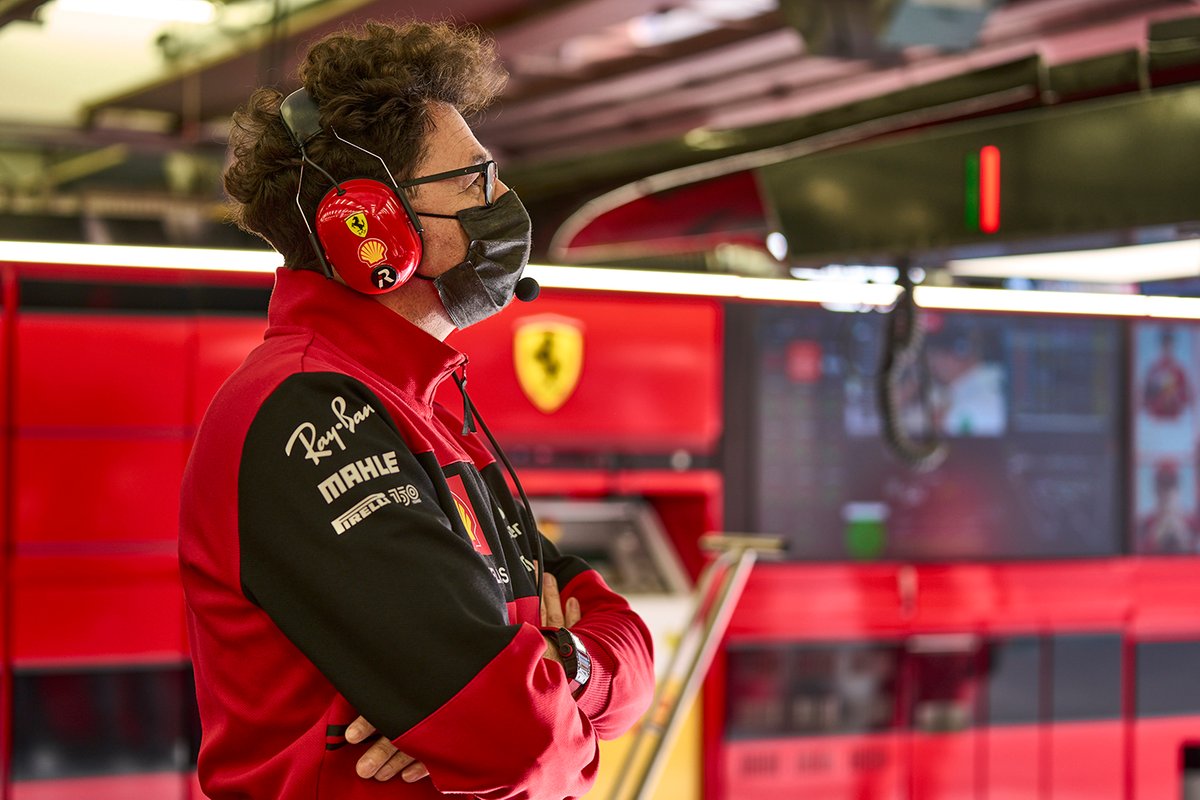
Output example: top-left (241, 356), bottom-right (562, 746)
top-left (16, 315), bottom-right (191, 428)
top-left (1049, 722), bottom-right (1124, 798)
top-left (10, 554), bottom-right (185, 665)
top-left (12, 773), bottom-right (187, 800)
top-left (984, 725), bottom-right (1041, 800)
top-left (909, 731), bottom-right (977, 799)
top-left (722, 736), bottom-right (903, 800)
top-left (15, 439), bottom-right (186, 544)
top-left (191, 318), bottom-right (266, 424)
top-left (1134, 717), bottom-right (1199, 799)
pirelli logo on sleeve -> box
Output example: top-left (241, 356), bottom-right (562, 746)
top-left (333, 493), bottom-right (390, 534)
top-left (329, 484), bottom-right (423, 535)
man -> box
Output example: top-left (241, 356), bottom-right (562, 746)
top-left (925, 320), bottom-right (1006, 437)
top-left (180, 20), bottom-right (654, 799)
top-left (1137, 460), bottom-right (1199, 554)
top-left (1141, 325), bottom-right (1192, 421)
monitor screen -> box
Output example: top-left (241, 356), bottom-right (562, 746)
top-left (1131, 320), bottom-right (1200, 555)
top-left (743, 304), bottom-right (1123, 560)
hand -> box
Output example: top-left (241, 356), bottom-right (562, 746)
top-left (345, 567), bottom-right (585, 781)
top-left (346, 718), bottom-right (428, 783)
top-left (539, 568), bottom-right (581, 665)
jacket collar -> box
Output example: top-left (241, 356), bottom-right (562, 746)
top-left (266, 267), bottom-right (466, 411)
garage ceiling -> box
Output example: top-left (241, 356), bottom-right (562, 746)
top-left (0, 0), bottom-right (1198, 262)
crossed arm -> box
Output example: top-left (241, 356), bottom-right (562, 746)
top-left (349, 570), bottom-right (584, 784)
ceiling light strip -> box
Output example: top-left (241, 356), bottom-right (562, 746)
top-left (946, 239), bottom-right (1200, 284)
top-left (6, 241), bottom-right (1200, 319)
top-left (530, 264), bottom-right (1200, 318)
top-left (914, 285), bottom-right (1149, 316)
top-left (527, 264), bottom-right (904, 306)
top-left (0, 241), bottom-right (282, 272)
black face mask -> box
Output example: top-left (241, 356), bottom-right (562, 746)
top-left (416, 190), bottom-right (532, 329)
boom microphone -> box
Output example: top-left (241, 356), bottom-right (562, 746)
top-left (515, 276), bottom-right (540, 302)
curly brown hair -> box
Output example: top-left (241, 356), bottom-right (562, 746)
top-left (223, 20), bottom-right (507, 267)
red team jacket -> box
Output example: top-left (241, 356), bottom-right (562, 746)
top-left (179, 268), bottom-right (655, 799)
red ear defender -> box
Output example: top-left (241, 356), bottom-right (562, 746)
top-left (313, 178), bottom-right (422, 295)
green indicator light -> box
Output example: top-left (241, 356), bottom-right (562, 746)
top-left (964, 151), bottom-right (980, 233)
top-left (843, 502), bottom-right (888, 561)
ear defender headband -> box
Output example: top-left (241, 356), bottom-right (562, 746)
top-left (279, 88), bottom-right (424, 295)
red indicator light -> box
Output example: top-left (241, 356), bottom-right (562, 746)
top-left (979, 145), bottom-right (1001, 234)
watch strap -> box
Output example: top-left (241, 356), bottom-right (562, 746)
top-left (550, 627), bottom-right (591, 698)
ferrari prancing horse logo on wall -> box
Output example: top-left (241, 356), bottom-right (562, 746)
top-left (514, 315), bottom-right (584, 414)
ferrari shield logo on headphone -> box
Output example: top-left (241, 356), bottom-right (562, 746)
top-left (345, 212), bottom-right (368, 238)
top-left (514, 315), bottom-right (583, 414)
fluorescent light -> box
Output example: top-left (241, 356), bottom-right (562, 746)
top-left (0, 241), bottom-right (280, 272)
top-left (528, 263), bottom-right (739, 297)
top-left (916, 286), bottom-right (1200, 320)
top-left (526, 264), bottom-right (901, 307)
top-left (946, 239), bottom-right (1200, 284)
top-left (1145, 295), bottom-right (1200, 320)
top-left (53, 0), bottom-right (217, 24)
top-left (914, 285), bottom-right (1150, 316)
top-left (8, 241), bottom-right (1200, 320)
top-left (528, 263), bottom-right (1200, 319)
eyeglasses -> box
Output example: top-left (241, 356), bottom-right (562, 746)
top-left (397, 160), bottom-right (497, 207)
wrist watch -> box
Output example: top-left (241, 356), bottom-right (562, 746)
top-left (550, 627), bottom-right (592, 698)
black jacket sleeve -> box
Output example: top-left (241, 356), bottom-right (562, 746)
top-left (238, 372), bottom-right (519, 738)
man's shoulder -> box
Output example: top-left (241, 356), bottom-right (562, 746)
top-left (195, 329), bottom-right (353, 448)
top-left (216, 326), bottom-right (375, 406)
top-left (206, 335), bottom-right (310, 417)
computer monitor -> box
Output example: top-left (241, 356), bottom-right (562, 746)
top-left (735, 304), bottom-right (1123, 560)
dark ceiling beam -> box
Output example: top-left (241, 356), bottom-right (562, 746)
top-left (79, 0), bottom-right (553, 123)
top-left (491, 0), bottom-right (1164, 160)
top-left (980, 0), bottom-right (1191, 41)
top-left (501, 13), bottom-right (787, 98)
top-left (486, 56), bottom-right (873, 157)
top-left (0, 0), bottom-right (41, 28)
top-left (483, 0), bottom-right (1194, 153)
top-left (81, 0), bottom-right (389, 121)
top-left (699, 5), bottom-right (1191, 131)
top-left (492, 0), bottom-right (688, 56)
top-left (488, 28), bottom-right (807, 130)
top-left (504, 107), bottom-right (715, 166)
top-left (507, 54), bottom-right (1046, 199)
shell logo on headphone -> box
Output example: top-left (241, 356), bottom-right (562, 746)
top-left (357, 238), bottom-right (387, 267)
top-left (345, 212), bottom-right (368, 238)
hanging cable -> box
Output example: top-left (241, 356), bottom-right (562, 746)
top-left (877, 261), bottom-right (948, 471)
